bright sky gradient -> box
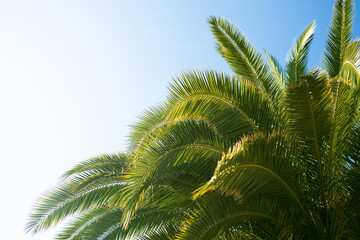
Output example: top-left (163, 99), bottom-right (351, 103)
top-left (0, 1), bottom-right (359, 239)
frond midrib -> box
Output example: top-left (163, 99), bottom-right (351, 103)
top-left (213, 20), bottom-right (267, 98)
top-left (217, 163), bottom-right (305, 213)
top-left (169, 92), bottom-right (261, 132)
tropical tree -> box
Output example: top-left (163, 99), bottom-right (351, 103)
top-left (27, 0), bottom-right (360, 239)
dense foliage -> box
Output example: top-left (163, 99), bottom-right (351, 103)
top-left (28, 0), bottom-right (360, 239)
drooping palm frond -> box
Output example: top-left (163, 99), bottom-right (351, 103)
top-left (55, 207), bottom-right (114, 240)
top-left (26, 153), bottom-right (131, 234)
top-left (61, 153), bottom-right (130, 183)
top-left (27, 178), bottom-right (128, 234)
top-left (167, 70), bottom-right (279, 138)
top-left (107, 205), bottom-right (186, 239)
top-left (194, 133), bottom-right (305, 214)
top-left (285, 21), bottom-right (315, 84)
top-left (76, 206), bottom-right (185, 240)
top-left (122, 118), bottom-right (227, 226)
top-left (121, 69), bottom-right (282, 227)
top-left (177, 194), bottom-right (291, 240)
top-left (127, 103), bottom-right (170, 152)
top-left (134, 225), bottom-right (176, 240)
top-left (323, 0), bottom-right (354, 78)
top-left (28, 0), bottom-right (360, 239)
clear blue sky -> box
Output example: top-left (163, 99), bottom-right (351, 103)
top-left (0, 1), bottom-right (358, 239)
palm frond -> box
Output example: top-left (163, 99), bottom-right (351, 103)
top-left (286, 69), bottom-right (332, 206)
top-left (328, 79), bottom-right (359, 177)
top-left (122, 119), bottom-right (226, 226)
top-left (167, 70), bottom-right (278, 139)
top-left (285, 21), bottom-right (315, 84)
top-left (127, 103), bottom-right (170, 151)
top-left (264, 49), bottom-right (284, 90)
top-left (61, 153), bottom-right (130, 180)
top-left (208, 16), bottom-right (283, 103)
top-left (323, 0), bottom-right (354, 78)
top-left (27, 153), bottom-right (131, 234)
top-left (55, 207), bottom-right (110, 240)
top-left (339, 39), bottom-right (360, 86)
top-left (135, 225), bottom-right (177, 240)
top-left (104, 206), bottom-right (186, 240)
top-left (194, 133), bottom-right (305, 213)
top-left (26, 180), bottom-right (129, 234)
top-left (177, 195), bottom-right (287, 240)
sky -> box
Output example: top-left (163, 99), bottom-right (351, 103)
top-left (0, 0), bottom-right (358, 239)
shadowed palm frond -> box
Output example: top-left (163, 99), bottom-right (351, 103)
top-left (177, 194), bottom-right (292, 240)
top-left (286, 69), bottom-right (332, 206)
top-left (194, 133), bottom-right (305, 214)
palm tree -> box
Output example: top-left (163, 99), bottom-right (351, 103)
top-left (27, 0), bottom-right (360, 239)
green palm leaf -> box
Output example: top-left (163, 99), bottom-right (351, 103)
top-left (122, 118), bottom-right (226, 226)
top-left (323, 0), bottom-right (354, 78)
top-left (286, 69), bottom-right (332, 206)
top-left (339, 39), bottom-right (360, 86)
top-left (194, 133), bottom-right (305, 213)
top-left (329, 79), bottom-right (359, 173)
top-left (127, 103), bottom-right (170, 151)
top-left (27, 153), bottom-right (131, 233)
top-left (208, 16), bottom-right (283, 103)
top-left (167, 70), bottom-right (278, 138)
top-left (264, 49), bottom-right (284, 90)
top-left (55, 207), bottom-right (111, 240)
top-left (284, 21), bottom-right (315, 84)
top-left (177, 195), bottom-right (287, 240)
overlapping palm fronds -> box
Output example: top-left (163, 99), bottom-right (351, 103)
top-left (28, 0), bottom-right (360, 239)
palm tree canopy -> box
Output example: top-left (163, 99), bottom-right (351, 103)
top-left (28, 0), bottom-right (360, 239)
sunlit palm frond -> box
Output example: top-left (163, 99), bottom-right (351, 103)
top-left (323, 0), bottom-right (354, 78)
top-left (167, 70), bottom-right (278, 138)
top-left (127, 103), bottom-right (170, 152)
top-left (208, 16), bottom-right (283, 103)
top-left (194, 133), bottom-right (305, 214)
top-left (27, 153), bottom-right (131, 234)
top-left (55, 207), bottom-right (111, 240)
top-left (285, 21), bottom-right (315, 84)
top-left (27, 181), bottom-right (128, 234)
top-left (339, 39), bottom-right (360, 86)
top-left (122, 118), bottom-right (226, 226)
top-left (264, 49), bottom-right (284, 90)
